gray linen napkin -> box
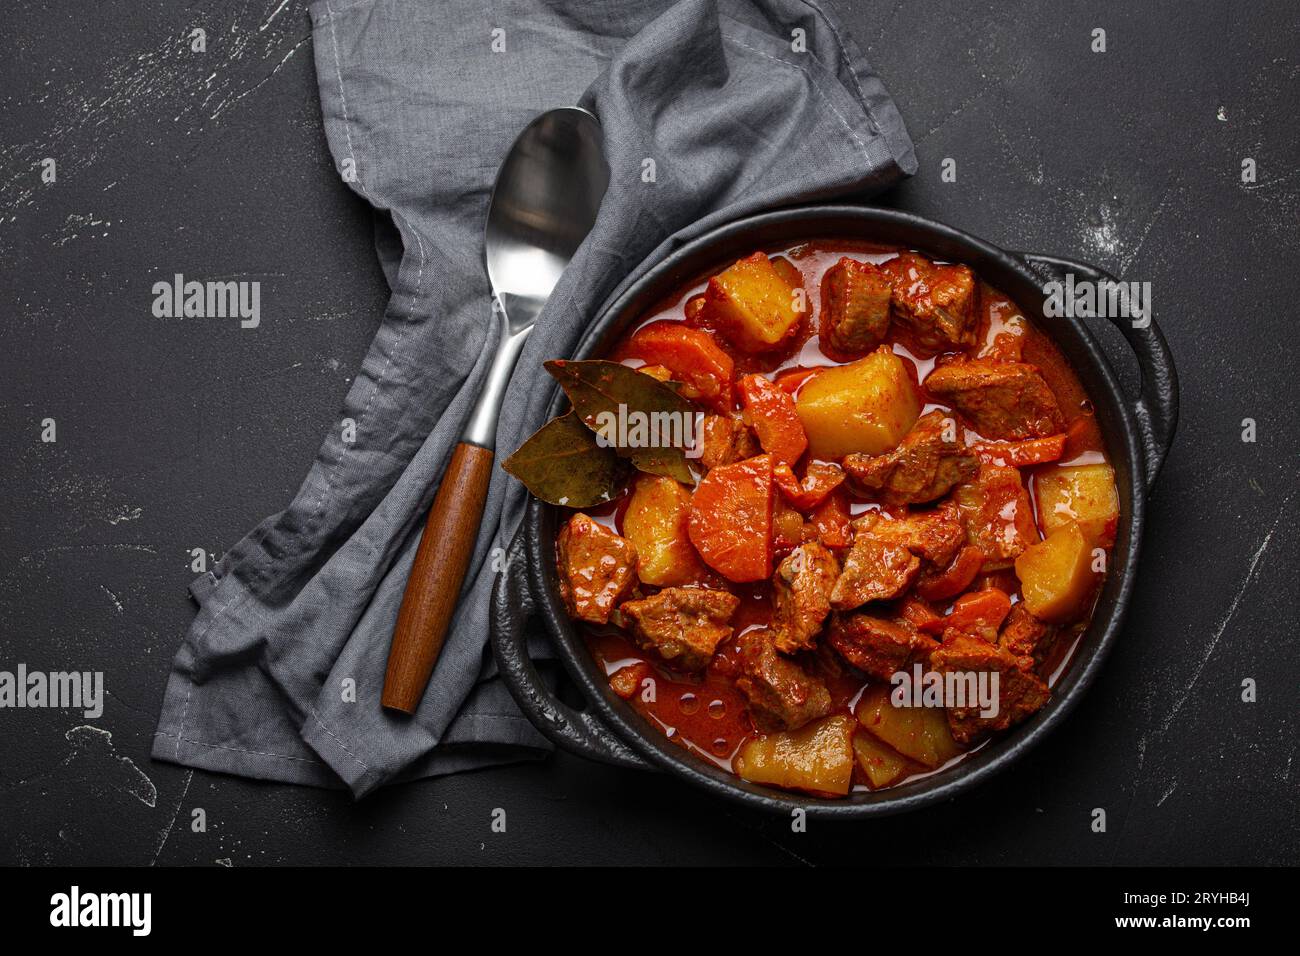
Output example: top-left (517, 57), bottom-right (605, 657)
top-left (152, 0), bottom-right (915, 797)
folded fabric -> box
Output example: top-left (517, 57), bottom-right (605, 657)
top-left (152, 0), bottom-right (915, 797)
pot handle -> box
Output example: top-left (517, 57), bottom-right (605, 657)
top-left (490, 526), bottom-right (651, 771)
top-left (1015, 252), bottom-right (1179, 493)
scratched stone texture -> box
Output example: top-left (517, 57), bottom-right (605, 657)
top-left (0, 0), bottom-right (1296, 866)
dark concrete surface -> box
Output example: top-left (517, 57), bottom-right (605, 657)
top-left (1, 0), bottom-right (1296, 866)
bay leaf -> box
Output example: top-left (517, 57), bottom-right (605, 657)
top-left (544, 359), bottom-right (696, 483)
top-left (502, 412), bottom-right (627, 507)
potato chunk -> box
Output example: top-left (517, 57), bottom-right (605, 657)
top-left (734, 714), bottom-right (857, 796)
top-left (1034, 462), bottom-right (1119, 546)
top-left (855, 684), bottom-right (962, 770)
top-left (623, 475), bottom-right (707, 586)
top-left (795, 346), bottom-right (920, 459)
top-left (1014, 522), bottom-right (1096, 623)
top-left (703, 252), bottom-right (803, 353)
top-left (852, 730), bottom-right (916, 789)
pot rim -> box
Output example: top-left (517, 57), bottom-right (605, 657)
top-left (523, 203), bottom-right (1147, 817)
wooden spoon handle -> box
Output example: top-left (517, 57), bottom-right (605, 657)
top-left (383, 441), bottom-right (494, 714)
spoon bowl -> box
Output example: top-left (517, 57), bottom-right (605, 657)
top-left (463, 108), bottom-right (608, 448)
top-left (486, 107), bottom-right (608, 328)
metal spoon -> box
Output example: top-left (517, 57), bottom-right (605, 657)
top-left (382, 107), bottom-right (609, 714)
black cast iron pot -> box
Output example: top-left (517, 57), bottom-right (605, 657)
top-left (491, 204), bottom-right (1178, 817)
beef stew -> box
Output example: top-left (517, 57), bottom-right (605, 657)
top-left (522, 239), bottom-right (1119, 799)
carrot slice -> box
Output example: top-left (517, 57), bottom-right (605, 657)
top-left (773, 461), bottom-right (845, 510)
top-left (687, 454), bottom-right (774, 582)
top-left (972, 434), bottom-right (1066, 467)
top-left (914, 544), bottom-right (985, 602)
top-left (773, 366), bottom-right (824, 395)
top-left (810, 487), bottom-right (852, 548)
top-left (773, 462), bottom-right (802, 501)
top-left (919, 588), bottom-right (1013, 638)
top-left (739, 373), bottom-right (808, 465)
top-left (626, 320), bottom-right (735, 412)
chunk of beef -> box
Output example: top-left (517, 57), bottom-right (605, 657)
top-left (771, 542), bottom-right (839, 653)
top-left (998, 602), bottom-right (1054, 661)
top-left (619, 587), bottom-right (739, 672)
top-left (952, 464), bottom-right (1039, 569)
top-left (861, 503), bottom-right (967, 568)
top-left (828, 506), bottom-right (968, 612)
top-left (820, 257), bottom-right (892, 354)
top-left (879, 252), bottom-right (977, 351)
top-left (735, 630), bottom-right (833, 731)
top-left (809, 633), bottom-right (849, 682)
top-left (827, 613), bottom-right (939, 681)
top-left (557, 513), bottom-right (638, 624)
top-left (698, 414), bottom-right (760, 470)
top-left (843, 410), bottom-right (978, 505)
top-left (829, 516), bottom-right (921, 610)
top-left (924, 359), bottom-right (1064, 440)
top-left (929, 633), bottom-right (1050, 745)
